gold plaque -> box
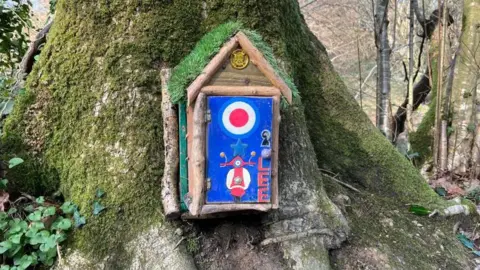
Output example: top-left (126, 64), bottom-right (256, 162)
top-left (230, 49), bottom-right (249, 70)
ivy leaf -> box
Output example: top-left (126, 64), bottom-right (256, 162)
top-left (35, 196), bottom-right (45, 205)
top-left (0, 241), bottom-right (12, 254)
top-left (7, 219), bottom-right (27, 235)
top-left (8, 158), bottom-right (23, 169)
top-left (39, 235), bottom-right (56, 252)
top-left (54, 232), bottom-right (67, 243)
top-left (93, 201), bottom-right (105, 215)
top-left (60, 202), bottom-right (75, 214)
top-left (8, 233), bottom-right (22, 245)
top-left (42, 206), bottom-right (56, 217)
top-left (52, 216), bottom-right (72, 231)
top-left (408, 204), bottom-right (431, 216)
top-left (29, 230), bottom-right (50, 245)
top-left (13, 254), bottom-right (36, 269)
top-left (27, 211), bottom-right (42, 222)
top-left (7, 207), bottom-right (17, 215)
top-left (73, 210), bottom-right (86, 228)
top-left (95, 188), bottom-right (105, 198)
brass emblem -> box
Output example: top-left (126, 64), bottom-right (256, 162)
top-left (230, 49), bottom-right (249, 70)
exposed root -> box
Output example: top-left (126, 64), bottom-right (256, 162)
top-left (260, 228), bottom-right (334, 246)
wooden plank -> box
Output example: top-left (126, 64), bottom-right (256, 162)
top-left (201, 86), bottom-right (281, 96)
top-left (208, 58), bottom-right (272, 86)
top-left (187, 37), bottom-right (238, 106)
top-left (271, 95), bottom-right (280, 209)
top-left (189, 93), bottom-right (207, 216)
top-left (178, 102), bottom-right (189, 212)
top-left (182, 204), bottom-right (272, 219)
top-left (236, 32), bottom-right (293, 104)
top-left (160, 68), bottom-right (181, 219)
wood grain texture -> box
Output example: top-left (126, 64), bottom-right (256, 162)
top-left (182, 204), bottom-right (272, 219)
top-left (189, 93), bottom-right (207, 216)
top-left (160, 68), bottom-right (181, 219)
top-left (271, 95), bottom-right (281, 209)
top-left (236, 32), bottom-right (293, 104)
top-left (201, 86), bottom-right (281, 96)
top-left (208, 57), bottom-right (272, 86)
top-left (187, 37), bottom-right (238, 106)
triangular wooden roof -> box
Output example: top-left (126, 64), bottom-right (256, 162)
top-left (186, 31), bottom-right (293, 105)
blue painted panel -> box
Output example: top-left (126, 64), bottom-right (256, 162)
top-left (206, 96), bottom-right (273, 204)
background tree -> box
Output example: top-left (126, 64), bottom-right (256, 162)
top-left (1, 0), bottom-right (473, 268)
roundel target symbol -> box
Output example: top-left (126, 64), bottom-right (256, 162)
top-left (221, 101), bottom-right (258, 136)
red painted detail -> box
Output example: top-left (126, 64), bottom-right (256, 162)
top-left (230, 167), bottom-right (246, 197)
top-left (229, 108), bottom-right (249, 127)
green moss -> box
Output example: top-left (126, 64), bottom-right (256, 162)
top-left (168, 22), bottom-right (299, 104)
top-left (410, 58), bottom-right (438, 167)
top-left (3, 0), bottom-right (204, 263)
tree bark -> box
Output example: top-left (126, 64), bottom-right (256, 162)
top-left (447, 0), bottom-right (480, 177)
top-left (375, 0), bottom-right (393, 141)
top-left (2, 0), bottom-right (458, 269)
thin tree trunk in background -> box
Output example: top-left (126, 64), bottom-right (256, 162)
top-left (357, 34), bottom-right (363, 109)
top-left (375, 0), bottom-right (392, 141)
top-left (434, 1), bottom-right (447, 172)
top-left (407, 0), bottom-right (415, 135)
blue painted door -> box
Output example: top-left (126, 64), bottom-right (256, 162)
top-left (206, 96), bottom-right (273, 204)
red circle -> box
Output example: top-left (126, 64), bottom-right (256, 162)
top-left (229, 109), bottom-right (249, 127)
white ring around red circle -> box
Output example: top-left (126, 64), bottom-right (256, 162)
top-left (222, 101), bottom-right (256, 135)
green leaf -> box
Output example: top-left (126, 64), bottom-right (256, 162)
top-left (0, 179), bottom-right (8, 190)
top-left (0, 241), bottom-right (12, 254)
top-left (95, 188), bottom-right (105, 198)
top-left (7, 219), bottom-right (27, 235)
top-left (8, 158), bottom-right (23, 169)
top-left (408, 204), bottom-right (431, 216)
top-left (39, 235), bottom-right (56, 252)
top-left (434, 187), bottom-right (447, 197)
top-left (33, 55), bottom-right (39, 62)
top-left (60, 202), bottom-right (75, 214)
top-left (23, 204), bottom-right (34, 213)
top-left (7, 244), bottom-right (22, 258)
top-left (73, 210), bottom-right (86, 228)
top-left (0, 265), bottom-right (10, 270)
top-left (52, 216), bottom-right (72, 231)
top-left (7, 207), bottom-right (17, 215)
top-left (42, 206), bottom-right (56, 217)
top-left (29, 230), bottom-right (50, 245)
top-left (93, 201), bottom-right (105, 215)
top-left (27, 211), bottom-right (42, 222)
top-left (54, 232), bottom-right (67, 243)
top-left (14, 254), bottom-right (36, 270)
top-left (8, 233), bottom-right (22, 244)
top-left (35, 196), bottom-right (45, 205)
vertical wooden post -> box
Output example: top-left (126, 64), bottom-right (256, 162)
top-left (190, 93), bottom-right (207, 216)
top-left (271, 95), bottom-right (281, 208)
top-left (160, 68), bottom-right (181, 219)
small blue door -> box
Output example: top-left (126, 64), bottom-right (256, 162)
top-left (206, 96), bottom-right (273, 204)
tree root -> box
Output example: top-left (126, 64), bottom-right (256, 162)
top-left (260, 228), bottom-right (335, 246)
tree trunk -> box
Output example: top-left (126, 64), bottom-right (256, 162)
top-left (448, 0), bottom-right (480, 177)
top-left (2, 0), bottom-right (469, 269)
top-left (375, 0), bottom-right (393, 141)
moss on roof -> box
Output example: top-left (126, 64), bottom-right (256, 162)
top-left (168, 22), bottom-right (299, 104)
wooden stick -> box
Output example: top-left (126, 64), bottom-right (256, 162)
top-left (201, 86), bottom-right (281, 96)
top-left (160, 67), bottom-right (181, 219)
top-left (236, 32), bottom-right (293, 104)
top-left (187, 37), bottom-right (238, 106)
top-left (183, 204), bottom-right (272, 218)
top-left (189, 93), bottom-right (207, 216)
top-left (271, 95), bottom-right (280, 208)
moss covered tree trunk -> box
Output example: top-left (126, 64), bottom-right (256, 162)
top-left (2, 0), bottom-right (469, 269)
top-left (448, 0), bottom-right (480, 177)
